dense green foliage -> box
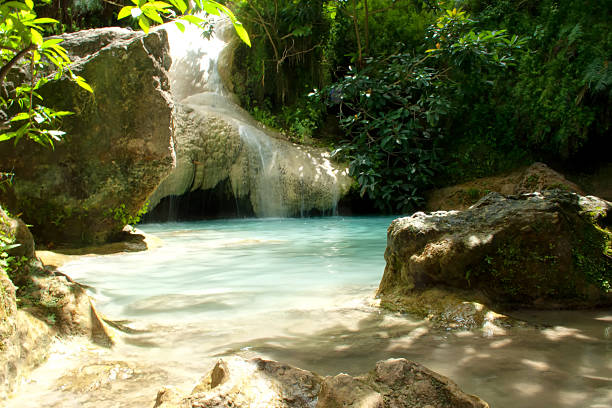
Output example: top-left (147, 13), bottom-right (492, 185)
top-left (2, 0), bottom-right (609, 213)
top-left (446, 0), bottom-right (611, 180)
top-left (231, 0), bottom-right (610, 212)
top-left (230, 0), bottom-right (332, 142)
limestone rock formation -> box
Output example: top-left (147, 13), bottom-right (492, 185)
top-left (152, 356), bottom-right (489, 408)
top-left (379, 190), bottom-right (612, 316)
top-left (148, 103), bottom-right (351, 218)
top-left (0, 27), bottom-right (174, 245)
top-left (146, 21), bottom-right (351, 219)
top-left (0, 207), bottom-right (112, 398)
top-left (426, 162), bottom-right (584, 211)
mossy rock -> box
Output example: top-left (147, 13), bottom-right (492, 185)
top-left (0, 28), bottom-right (174, 246)
top-left (379, 190), bottom-right (612, 310)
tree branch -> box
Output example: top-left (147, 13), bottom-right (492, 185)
top-left (246, 0), bottom-right (280, 66)
top-left (0, 44), bottom-right (36, 86)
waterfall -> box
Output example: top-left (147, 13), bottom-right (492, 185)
top-left (147, 18), bottom-right (351, 219)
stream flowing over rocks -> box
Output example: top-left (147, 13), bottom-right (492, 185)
top-left (146, 20), bottom-right (351, 219)
top-left (0, 20), bottom-right (351, 246)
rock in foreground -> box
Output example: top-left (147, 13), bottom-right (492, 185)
top-left (379, 190), bottom-right (612, 317)
top-left (0, 207), bottom-right (112, 399)
top-left (153, 356), bottom-right (488, 408)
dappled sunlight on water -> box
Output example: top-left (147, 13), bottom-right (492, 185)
top-left (6, 217), bottom-right (612, 408)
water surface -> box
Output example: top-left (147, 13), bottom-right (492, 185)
top-left (7, 217), bottom-right (612, 408)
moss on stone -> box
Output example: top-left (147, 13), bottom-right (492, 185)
top-left (572, 223), bottom-right (612, 292)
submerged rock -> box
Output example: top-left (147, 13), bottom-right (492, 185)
top-left (152, 356), bottom-right (488, 408)
top-left (379, 190), bottom-right (612, 317)
top-left (0, 27), bottom-right (174, 245)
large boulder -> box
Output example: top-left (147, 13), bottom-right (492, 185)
top-left (152, 356), bottom-right (488, 408)
top-left (0, 27), bottom-right (174, 245)
top-left (379, 190), bottom-right (612, 315)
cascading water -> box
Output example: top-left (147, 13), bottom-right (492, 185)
top-left (146, 18), bottom-right (351, 219)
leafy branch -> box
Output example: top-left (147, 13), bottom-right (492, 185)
top-left (117, 0), bottom-right (251, 46)
top-left (0, 0), bottom-right (93, 147)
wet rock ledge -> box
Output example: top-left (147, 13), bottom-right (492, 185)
top-left (154, 356), bottom-right (489, 408)
top-left (0, 207), bottom-right (112, 399)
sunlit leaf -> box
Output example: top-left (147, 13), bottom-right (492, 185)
top-left (42, 38), bottom-right (63, 46)
top-left (233, 21), bottom-right (250, 47)
top-left (201, 3), bottom-right (221, 16)
top-left (30, 28), bottom-right (42, 45)
top-left (142, 7), bottom-right (164, 24)
top-left (181, 15), bottom-right (205, 25)
top-left (32, 17), bottom-right (58, 24)
top-left (167, 0), bottom-right (187, 13)
top-left (118, 6), bottom-right (133, 20)
top-left (10, 112), bottom-right (30, 121)
top-left (138, 15), bottom-right (151, 33)
top-left (150, 1), bottom-right (172, 9)
top-left (75, 78), bottom-right (93, 93)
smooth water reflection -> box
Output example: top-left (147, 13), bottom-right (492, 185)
top-left (6, 217), bottom-right (612, 408)
top-left (64, 217), bottom-right (395, 322)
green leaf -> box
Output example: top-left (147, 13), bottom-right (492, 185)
top-left (232, 21), bottom-right (250, 47)
top-left (4, 1), bottom-right (30, 11)
top-left (30, 28), bottom-right (43, 45)
top-left (75, 78), bottom-right (93, 93)
top-left (118, 6), bottom-right (133, 20)
top-left (181, 15), bottom-right (205, 25)
top-left (138, 15), bottom-right (151, 33)
top-left (32, 17), bottom-right (58, 24)
top-left (174, 21), bottom-right (185, 32)
top-left (167, 0), bottom-right (187, 13)
top-left (42, 38), bottom-right (64, 47)
top-left (142, 7), bottom-right (164, 24)
top-left (149, 1), bottom-right (172, 9)
top-left (201, 2), bottom-right (221, 16)
top-left (0, 132), bottom-right (17, 142)
top-left (10, 112), bottom-right (31, 122)
top-left (291, 25), bottom-right (312, 37)
top-left (213, 2), bottom-right (236, 20)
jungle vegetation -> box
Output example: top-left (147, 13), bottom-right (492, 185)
top-left (2, 0), bottom-right (610, 213)
top-left (230, 0), bottom-right (611, 212)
